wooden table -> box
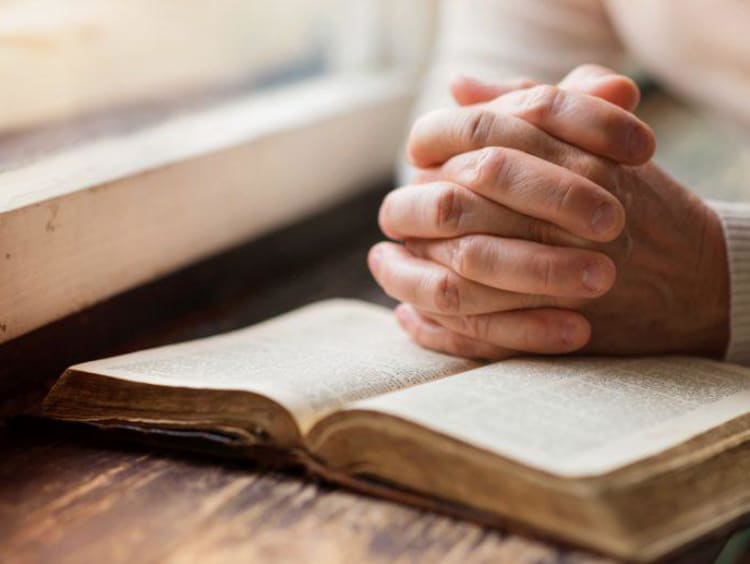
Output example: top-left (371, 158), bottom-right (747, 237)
top-left (1, 426), bottom-right (612, 564)
top-left (2, 93), bottom-right (750, 563)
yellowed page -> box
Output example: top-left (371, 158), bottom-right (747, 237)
top-left (356, 356), bottom-right (750, 477)
top-left (70, 299), bottom-right (473, 431)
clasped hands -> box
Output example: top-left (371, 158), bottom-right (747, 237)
top-left (369, 65), bottom-right (730, 360)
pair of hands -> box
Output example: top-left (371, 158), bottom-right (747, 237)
top-left (369, 65), bottom-right (730, 360)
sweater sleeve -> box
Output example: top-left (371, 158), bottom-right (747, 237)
top-left (421, 0), bottom-right (625, 102)
top-left (707, 200), bottom-right (750, 365)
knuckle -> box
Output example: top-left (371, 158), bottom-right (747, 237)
top-left (433, 184), bottom-right (464, 233)
top-left (553, 178), bottom-right (576, 216)
top-left (432, 271), bottom-right (462, 314)
top-left (460, 314), bottom-right (492, 341)
top-left (452, 235), bottom-right (483, 278)
top-left (464, 109), bottom-right (497, 148)
top-left (472, 146), bottom-right (510, 189)
top-left (521, 84), bottom-right (565, 121)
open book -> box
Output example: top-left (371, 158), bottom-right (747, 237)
top-left (42, 300), bottom-right (750, 561)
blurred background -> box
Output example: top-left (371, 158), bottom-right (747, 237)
top-left (2, 0), bottom-right (748, 199)
top-left (0, 0), bottom-right (441, 219)
top-left (0, 0), bottom-right (436, 132)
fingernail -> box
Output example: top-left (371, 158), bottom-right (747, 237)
top-left (582, 262), bottom-right (610, 294)
top-left (590, 202), bottom-right (617, 236)
top-left (627, 123), bottom-right (653, 162)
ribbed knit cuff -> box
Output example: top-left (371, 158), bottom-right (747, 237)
top-left (707, 200), bottom-right (750, 365)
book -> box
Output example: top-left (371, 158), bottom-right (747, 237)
top-left (0, 73), bottom-right (411, 346)
top-left (41, 299), bottom-right (750, 562)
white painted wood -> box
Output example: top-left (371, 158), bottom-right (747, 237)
top-left (0, 72), bottom-right (414, 344)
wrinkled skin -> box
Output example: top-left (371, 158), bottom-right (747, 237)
top-left (369, 65), bottom-right (729, 360)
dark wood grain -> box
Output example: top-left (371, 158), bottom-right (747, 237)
top-left (0, 422), bottom-right (614, 564)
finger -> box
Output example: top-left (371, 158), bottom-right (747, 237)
top-left (406, 235), bottom-right (617, 298)
top-left (453, 66), bottom-right (640, 112)
top-left (490, 85), bottom-right (655, 165)
top-left (408, 87), bottom-right (654, 169)
top-left (450, 74), bottom-right (537, 106)
top-left (558, 64), bottom-right (641, 112)
top-left (368, 242), bottom-right (560, 316)
top-left (395, 304), bottom-right (515, 360)
top-left (429, 147), bottom-right (625, 242)
top-left (378, 182), bottom-right (588, 246)
top-left (421, 307), bottom-right (592, 354)
top-left (409, 107), bottom-right (571, 170)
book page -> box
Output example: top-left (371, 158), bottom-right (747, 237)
top-left (72, 300), bottom-right (474, 430)
top-left (355, 356), bottom-right (750, 476)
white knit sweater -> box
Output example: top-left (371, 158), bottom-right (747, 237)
top-left (416, 0), bottom-right (750, 363)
